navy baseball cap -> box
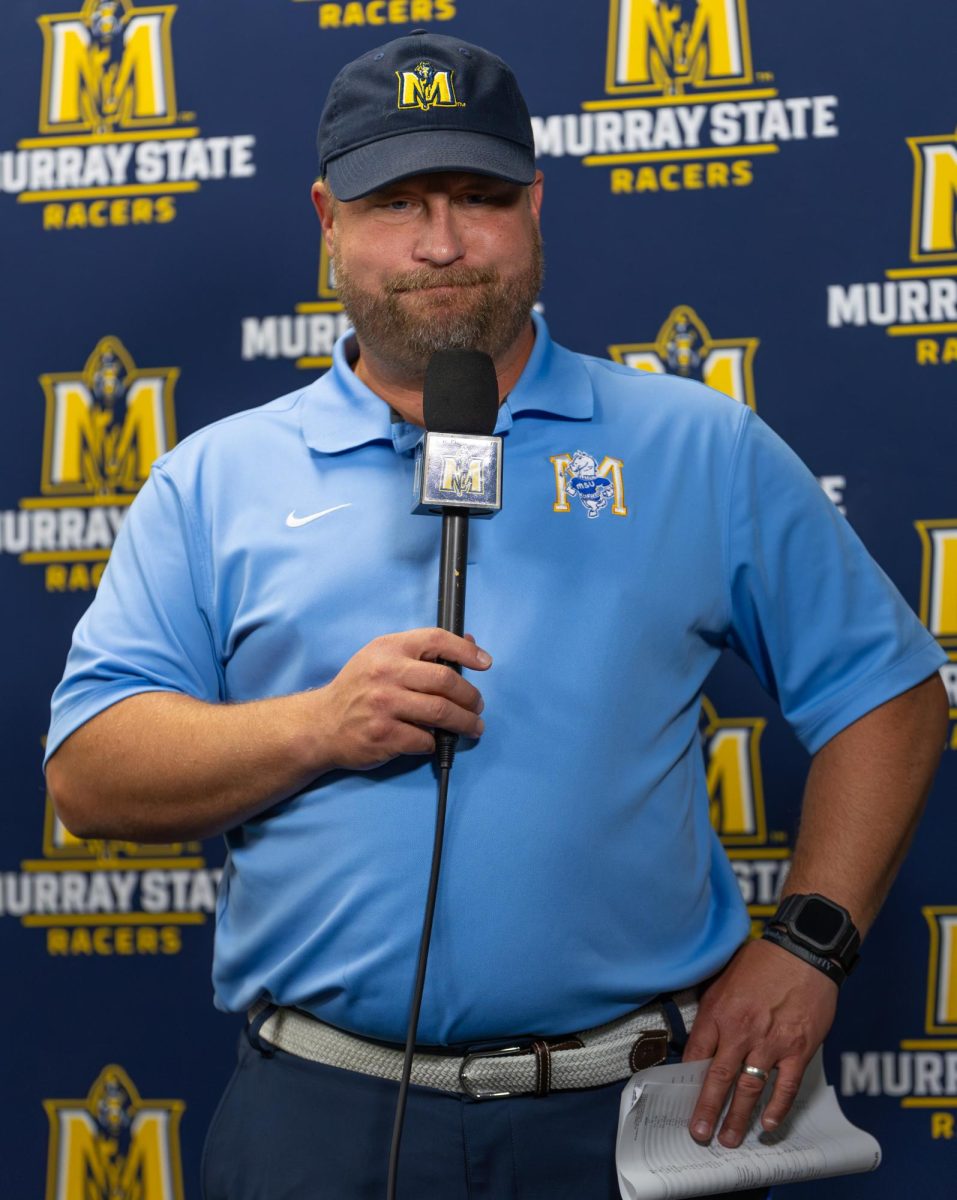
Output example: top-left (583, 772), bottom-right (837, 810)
top-left (317, 30), bottom-right (536, 201)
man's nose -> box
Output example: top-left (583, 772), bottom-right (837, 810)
top-left (414, 201), bottom-right (464, 266)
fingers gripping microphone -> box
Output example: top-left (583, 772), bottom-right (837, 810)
top-left (413, 350), bottom-right (503, 767)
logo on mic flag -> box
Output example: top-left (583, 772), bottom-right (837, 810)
top-left (413, 432), bottom-right (502, 514)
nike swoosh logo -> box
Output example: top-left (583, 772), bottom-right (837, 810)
top-left (285, 504), bottom-right (352, 528)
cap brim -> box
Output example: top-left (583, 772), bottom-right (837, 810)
top-left (325, 130), bottom-right (536, 201)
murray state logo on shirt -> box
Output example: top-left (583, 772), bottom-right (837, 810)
top-left (550, 452), bottom-right (627, 517)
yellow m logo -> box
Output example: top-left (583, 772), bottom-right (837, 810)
top-left (701, 696), bottom-right (767, 843)
top-left (44, 1065), bottom-right (185, 1200)
top-left (608, 306), bottom-right (759, 410)
top-left (396, 66), bottom-right (460, 111)
top-left (37, 0), bottom-right (177, 134)
top-left (606, 0), bottom-right (753, 94)
top-left (40, 337), bottom-right (177, 497)
top-left (441, 457), bottom-right (483, 496)
top-left (924, 907), bottom-right (957, 1034)
top-left (908, 133), bottom-right (957, 262)
top-left (915, 520), bottom-right (957, 648)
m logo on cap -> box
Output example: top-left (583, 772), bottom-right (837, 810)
top-left (396, 61), bottom-right (463, 111)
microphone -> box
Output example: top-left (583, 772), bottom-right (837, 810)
top-left (390, 355), bottom-right (502, 1200)
top-left (412, 350), bottom-right (503, 767)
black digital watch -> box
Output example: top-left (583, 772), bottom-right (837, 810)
top-left (761, 893), bottom-right (861, 987)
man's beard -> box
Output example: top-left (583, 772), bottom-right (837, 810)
top-left (333, 228), bottom-right (544, 377)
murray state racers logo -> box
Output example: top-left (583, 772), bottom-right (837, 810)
top-left (700, 696), bottom-right (791, 934)
top-left (37, 0), bottom-right (177, 134)
top-left (914, 519), bottom-right (957, 746)
top-left (909, 129), bottom-right (957, 263)
top-left (550, 452), bottom-right (627, 517)
top-left (827, 125), bottom-right (957, 365)
top-left (291, 0), bottom-right (457, 31)
top-left (841, 907), bottom-right (957, 1140)
top-left (532, 1), bottom-right (838, 197)
top-left (0, 337), bottom-right (177, 591)
top-left (607, 0), bottom-right (753, 95)
top-left (0, 0), bottom-right (255, 230)
top-left (915, 520), bottom-right (957, 653)
top-left (440, 443), bottom-right (485, 497)
top-left (40, 336), bottom-right (176, 496)
top-left (396, 61), bottom-right (463, 111)
top-left (241, 238), bottom-right (351, 370)
top-left (44, 1064), bottom-right (185, 1199)
top-left (609, 305), bottom-right (758, 409)
top-left (0, 775), bottom-right (220, 957)
top-left (701, 695), bottom-right (766, 844)
top-left (924, 907), bottom-right (957, 1035)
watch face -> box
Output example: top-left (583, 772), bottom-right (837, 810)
top-left (799, 899), bottom-right (845, 947)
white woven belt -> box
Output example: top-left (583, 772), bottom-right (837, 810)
top-left (249, 990), bottom-right (698, 1099)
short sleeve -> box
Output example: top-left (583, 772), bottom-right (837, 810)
top-left (45, 464), bottom-right (223, 763)
top-left (725, 409), bottom-right (946, 754)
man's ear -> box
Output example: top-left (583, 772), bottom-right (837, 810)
top-left (528, 170), bottom-right (544, 223)
top-left (311, 180), bottom-right (336, 252)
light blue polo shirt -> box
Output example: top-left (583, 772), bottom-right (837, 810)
top-left (46, 315), bottom-right (946, 1045)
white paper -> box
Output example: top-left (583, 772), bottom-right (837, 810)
top-left (616, 1048), bottom-right (881, 1199)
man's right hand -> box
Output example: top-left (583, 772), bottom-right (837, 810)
top-left (311, 628), bottom-right (491, 771)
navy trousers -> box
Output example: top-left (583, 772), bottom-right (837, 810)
top-left (202, 1029), bottom-right (771, 1200)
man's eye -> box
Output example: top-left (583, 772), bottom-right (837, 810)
top-left (386, 199), bottom-right (411, 211)
top-left (463, 193), bottom-right (490, 205)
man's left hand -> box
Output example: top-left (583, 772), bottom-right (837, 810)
top-left (683, 937), bottom-right (838, 1146)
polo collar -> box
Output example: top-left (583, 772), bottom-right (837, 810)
top-left (300, 311), bottom-right (594, 456)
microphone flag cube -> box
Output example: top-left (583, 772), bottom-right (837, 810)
top-left (412, 431), bottom-right (503, 515)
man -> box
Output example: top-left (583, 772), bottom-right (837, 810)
top-left (45, 30), bottom-right (947, 1200)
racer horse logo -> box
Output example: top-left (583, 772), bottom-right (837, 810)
top-left (565, 451), bottom-right (615, 518)
top-left (550, 451), bottom-right (627, 517)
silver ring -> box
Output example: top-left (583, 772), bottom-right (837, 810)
top-left (741, 1064), bottom-right (770, 1082)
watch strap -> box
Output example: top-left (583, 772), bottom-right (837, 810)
top-left (761, 925), bottom-right (847, 986)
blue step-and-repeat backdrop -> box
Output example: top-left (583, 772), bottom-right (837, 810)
top-left (1, 2), bottom-right (955, 1196)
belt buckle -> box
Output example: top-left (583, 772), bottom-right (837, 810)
top-left (459, 1044), bottom-right (527, 1100)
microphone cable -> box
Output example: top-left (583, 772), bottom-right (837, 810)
top-left (386, 759), bottom-right (452, 1200)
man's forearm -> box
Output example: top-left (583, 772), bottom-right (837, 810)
top-left (685, 670), bottom-right (948, 1148)
top-left (46, 690), bottom-right (334, 843)
top-left (45, 627), bottom-right (491, 844)
top-left (783, 671), bottom-right (948, 934)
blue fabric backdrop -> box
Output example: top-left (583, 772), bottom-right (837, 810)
top-left (1, 1), bottom-right (954, 1195)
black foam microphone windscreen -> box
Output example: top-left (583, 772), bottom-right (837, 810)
top-left (423, 350), bottom-right (499, 435)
